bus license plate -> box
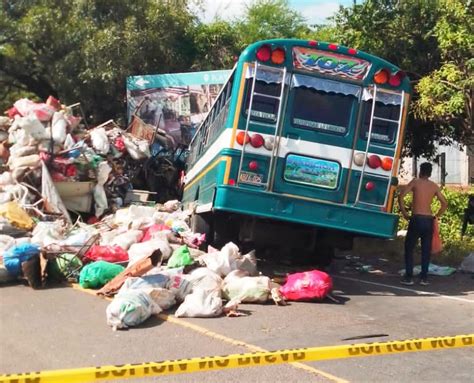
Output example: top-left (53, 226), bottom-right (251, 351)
top-left (239, 171), bottom-right (263, 184)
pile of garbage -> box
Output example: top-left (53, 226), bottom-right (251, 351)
top-left (0, 96), bottom-right (158, 226)
top-left (1, 199), bottom-right (333, 329)
top-left (0, 96), bottom-right (334, 330)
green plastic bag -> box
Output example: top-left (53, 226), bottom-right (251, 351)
top-left (167, 245), bottom-right (193, 268)
top-left (79, 261), bottom-right (125, 289)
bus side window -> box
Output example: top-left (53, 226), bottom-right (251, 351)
top-left (360, 100), bottom-right (400, 144)
top-left (243, 79), bottom-right (280, 122)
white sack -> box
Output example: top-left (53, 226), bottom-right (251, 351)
top-left (174, 288), bottom-right (222, 318)
top-left (91, 128), bottom-right (110, 155)
top-left (106, 290), bottom-right (161, 330)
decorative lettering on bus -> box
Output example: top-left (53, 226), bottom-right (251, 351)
top-left (239, 171), bottom-right (263, 185)
top-left (284, 155), bottom-right (340, 190)
top-left (293, 47), bottom-right (371, 81)
top-left (293, 118), bottom-right (346, 134)
top-left (363, 131), bottom-right (392, 143)
top-left (248, 109), bottom-right (276, 120)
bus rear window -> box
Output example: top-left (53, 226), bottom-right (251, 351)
top-left (360, 100), bottom-right (400, 144)
top-left (292, 88), bottom-right (355, 135)
top-left (244, 79), bottom-right (280, 122)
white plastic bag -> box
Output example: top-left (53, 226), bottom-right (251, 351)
top-left (222, 271), bottom-right (272, 303)
top-left (51, 112), bottom-right (67, 144)
top-left (123, 135), bottom-right (150, 160)
top-left (18, 114), bottom-right (47, 140)
top-left (93, 161), bottom-right (112, 217)
top-left (106, 290), bottom-right (161, 330)
top-left (235, 250), bottom-right (258, 276)
top-left (8, 154), bottom-right (40, 169)
top-left (166, 274), bottom-right (193, 301)
top-left (199, 242), bottom-right (241, 277)
top-left (128, 238), bottom-right (172, 265)
top-left (175, 288), bottom-right (223, 318)
top-left (110, 229), bottom-right (143, 250)
top-left (148, 287), bottom-right (177, 310)
top-left (184, 267), bottom-right (223, 292)
top-left (119, 274), bottom-right (170, 294)
top-left (91, 128), bottom-right (110, 155)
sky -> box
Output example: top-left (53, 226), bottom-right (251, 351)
top-left (196, 0), bottom-right (355, 25)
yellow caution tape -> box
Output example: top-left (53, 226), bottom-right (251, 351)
top-left (1, 334), bottom-right (472, 383)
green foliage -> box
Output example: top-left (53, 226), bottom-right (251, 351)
top-left (331, 0), bottom-right (472, 158)
top-left (234, 0), bottom-right (310, 48)
top-left (395, 187), bottom-right (474, 265)
top-left (414, 0), bottom-right (473, 148)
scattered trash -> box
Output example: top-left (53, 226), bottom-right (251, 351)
top-left (79, 261), bottom-right (125, 289)
top-left (398, 263), bottom-right (456, 277)
top-left (0, 95), bottom-right (360, 328)
top-left (280, 270), bottom-right (333, 301)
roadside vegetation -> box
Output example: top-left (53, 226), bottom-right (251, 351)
top-left (1, 0), bottom-right (472, 158)
top-left (396, 187), bottom-right (474, 266)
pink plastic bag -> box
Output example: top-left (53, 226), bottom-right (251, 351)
top-left (85, 245), bottom-right (129, 263)
top-left (14, 99), bottom-right (55, 121)
top-left (431, 219), bottom-right (443, 254)
top-left (279, 270), bottom-right (332, 301)
top-left (141, 224), bottom-right (170, 242)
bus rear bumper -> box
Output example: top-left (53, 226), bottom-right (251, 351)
top-left (213, 186), bottom-right (399, 239)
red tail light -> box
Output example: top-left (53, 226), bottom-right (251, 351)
top-left (389, 71), bottom-right (405, 87)
top-left (308, 40), bottom-right (318, 46)
top-left (328, 44), bottom-right (338, 51)
top-left (236, 131), bottom-right (250, 145)
top-left (250, 134), bottom-right (264, 148)
top-left (365, 181), bottom-right (376, 191)
top-left (256, 44), bottom-right (271, 62)
top-left (367, 155), bottom-right (382, 169)
top-left (271, 47), bottom-right (285, 64)
top-left (381, 157), bottom-right (393, 171)
top-left (374, 68), bottom-right (389, 84)
top-left (248, 161), bottom-right (258, 171)
top-left (228, 179), bottom-right (236, 186)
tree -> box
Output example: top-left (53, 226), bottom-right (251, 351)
top-left (234, 0), bottom-right (310, 49)
top-left (414, 0), bottom-right (473, 149)
top-left (0, 0), bottom-right (200, 123)
top-left (191, 20), bottom-right (240, 71)
top-left (331, 0), bottom-right (459, 157)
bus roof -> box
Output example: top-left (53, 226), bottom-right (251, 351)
top-left (239, 39), bottom-right (411, 92)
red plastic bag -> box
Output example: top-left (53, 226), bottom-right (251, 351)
top-left (141, 224), bottom-right (170, 242)
top-left (279, 270), bottom-right (333, 301)
top-left (85, 245), bottom-right (129, 263)
top-left (431, 219), bottom-right (443, 254)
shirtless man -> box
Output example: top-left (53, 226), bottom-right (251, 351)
top-left (398, 162), bottom-right (448, 285)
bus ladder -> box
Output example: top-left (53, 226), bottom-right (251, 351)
top-left (237, 62), bottom-right (287, 191)
top-left (354, 85), bottom-right (405, 208)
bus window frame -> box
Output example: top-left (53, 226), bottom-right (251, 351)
top-left (187, 68), bottom-right (235, 167)
top-left (359, 90), bottom-right (402, 146)
top-left (288, 73), bottom-right (361, 138)
top-left (241, 76), bottom-right (282, 124)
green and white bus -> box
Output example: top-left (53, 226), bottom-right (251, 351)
top-left (182, 39), bottom-right (411, 261)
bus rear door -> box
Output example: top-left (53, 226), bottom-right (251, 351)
top-left (271, 73), bottom-right (362, 204)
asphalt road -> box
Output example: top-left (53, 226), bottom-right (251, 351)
top-left (1, 268), bottom-right (473, 383)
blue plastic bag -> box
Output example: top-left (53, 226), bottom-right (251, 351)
top-left (3, 243), bottom-right (40, 276)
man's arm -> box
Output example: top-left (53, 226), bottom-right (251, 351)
top-left (398, 180), bottom-right (414, 220)
top-left (435, 187), bottom-right (448, 218)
